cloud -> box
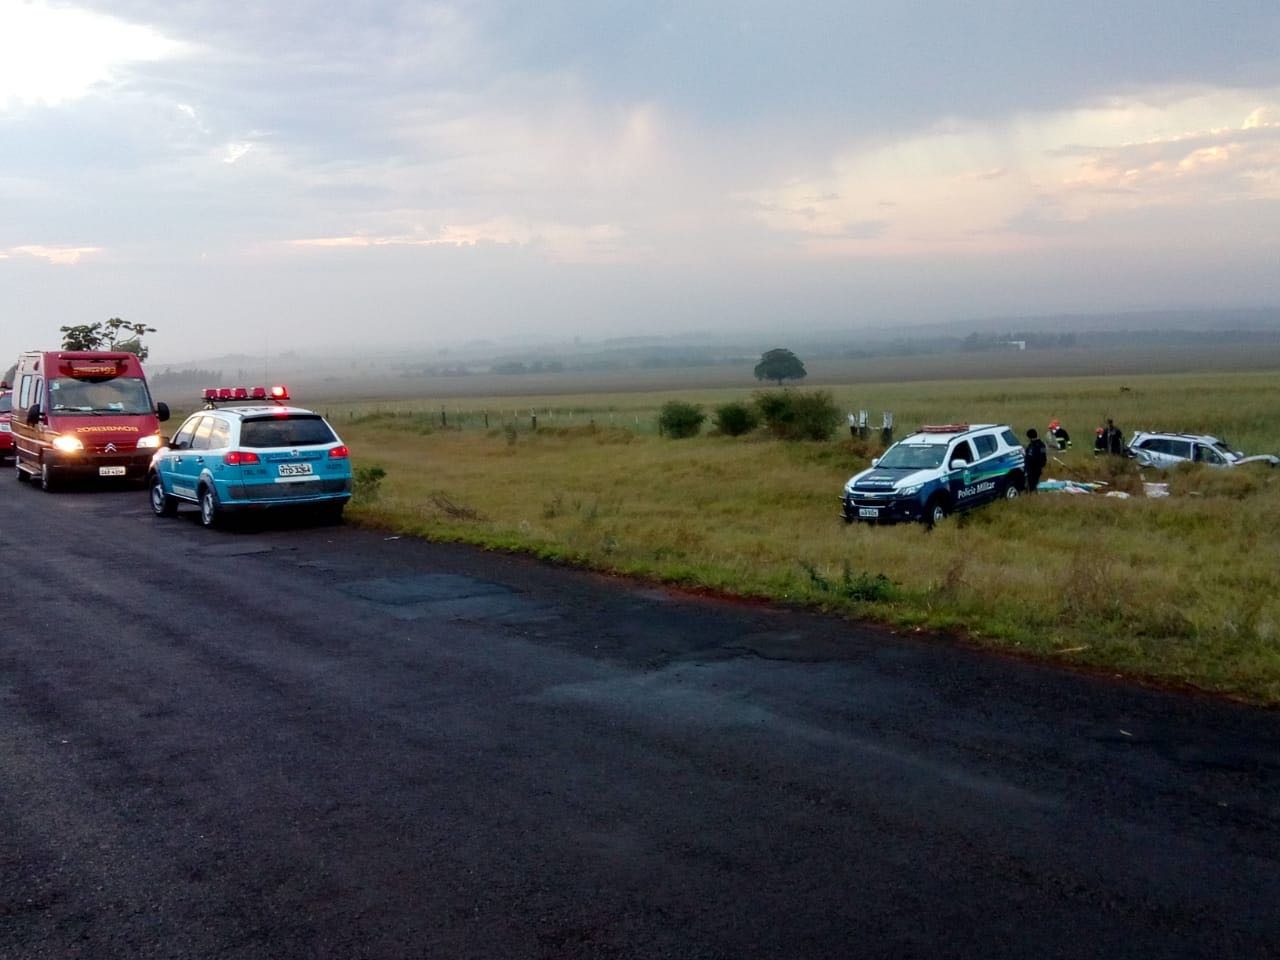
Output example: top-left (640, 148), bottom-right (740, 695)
top-left (2, 1), bottom-right (1280, 353)
top-left (9, 245), bottom-right (103, 265)
top-left (1045, 103), bottom-right (1280, 226)
top-left (738, 88), bottom-right (1280, 259)
top-left (0, 1), bottom-right (187, 109)
top-left (222, 142), bottom-right (255, 164)
top-left (289, 218), bottom-right (627, 263)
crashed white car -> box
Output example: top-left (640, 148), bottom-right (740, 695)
top-left (1127, 431), bottom-right (1279, 469)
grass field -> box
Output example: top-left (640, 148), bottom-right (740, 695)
top-left (331, 367), bottom-right (1280, 704)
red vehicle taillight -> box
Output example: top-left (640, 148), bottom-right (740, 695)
top-left (223, 450), bottom-right (261, 466)
top-left (328, 445), bottom-right (349, 459)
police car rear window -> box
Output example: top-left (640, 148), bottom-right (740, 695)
top-left (241, 415), bottom-right (337, 448)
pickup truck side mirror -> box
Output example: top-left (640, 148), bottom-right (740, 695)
top-left (950, 458), bottom-right (969, 470)
top-left (156, 401), bottom-right (170, 423)
top-left (870, 457), bottom-right (880, 468)
top-left (25, 402), bottom-right (41, 426)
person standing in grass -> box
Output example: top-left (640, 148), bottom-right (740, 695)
top-left (1024, 428), bottom-right (1047, 493)
top-left (1104, 418), bottom-right (1125, 455)
top-left (1049, 420), bottom-right (1071, 450)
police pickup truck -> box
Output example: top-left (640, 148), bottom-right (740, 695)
top-left (841, 424), bottom-right (1026, 525)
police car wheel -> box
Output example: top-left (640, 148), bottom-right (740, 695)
top-left (199, 486), bottom-right (221, 528)
top-left (1004, 483), bottom-right (1020, 500)
top-left (150, 474), bottom-right (177, 517)
top-left (926, 500), bottom-right (946, 526)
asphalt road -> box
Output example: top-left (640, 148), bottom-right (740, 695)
top-left (2, 480), bottom-right (1278, 960)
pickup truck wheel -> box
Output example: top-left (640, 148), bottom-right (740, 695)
top-left (1005, 483), bottom-right (1021, 500)
top-left (926, 498), bottom-right (947, 527)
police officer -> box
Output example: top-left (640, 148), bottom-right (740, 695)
top-left (1025, 428), bottom-right (1047, 493)
top-left (1104, 418), bottom-right (1124, 455)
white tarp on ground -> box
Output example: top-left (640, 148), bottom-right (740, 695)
top-left (1038, 478), bottom-right (1159, 498)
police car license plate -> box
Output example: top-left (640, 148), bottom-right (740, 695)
top-left (858, 507), bottom-right (879, 518)
top-left (278, 463), bottom-right (313, 477)
top-left (99, 466), bottom-right (126, 477)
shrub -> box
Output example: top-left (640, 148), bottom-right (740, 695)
top-left (803, 562), bottom-right (899, 603)
top-left (658, 401), bottom-right (706, 439)
top-left (352, 464), bottom-right (387, 504)
top-left (713, 401), bottom-right (761, 437)
top-left (754, 389), bottom-right (841, 441)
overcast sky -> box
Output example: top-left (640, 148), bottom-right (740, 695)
top-left (2, 0), bottom-right (1279, 363)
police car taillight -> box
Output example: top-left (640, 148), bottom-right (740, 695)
top-left (328, 445), bottom-right (349, 459)
top-left (223, 451), bottom-right (261, 465)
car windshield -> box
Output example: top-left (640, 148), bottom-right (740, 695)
top-left (48, 377), bottom-right (153, 414)
top-left (877, 443), bottom-right (946, 470)
top-left (240, 415), bottom-right (337, 448)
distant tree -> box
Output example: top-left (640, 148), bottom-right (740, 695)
top-left (658, 400), bottom-right (706, 439)
top-left (2, 362), bottom-right (15, 386)
top-left (59, 317), bottom-right (157, 360)
top-left (753, 348), bottom-right (807, 385)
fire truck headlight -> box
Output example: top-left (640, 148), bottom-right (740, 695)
top-left (52, 434), bottom-right (84, 453)
top-left (136, 434), bottom-right (162, 449)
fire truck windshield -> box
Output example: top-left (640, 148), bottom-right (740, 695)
top-left (49, 377), bottom-right (153, 415)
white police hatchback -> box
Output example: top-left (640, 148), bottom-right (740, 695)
top-left (842, 424), bottom-right (1025, 526)
top-left (148, 386), bottom-right (352, 528)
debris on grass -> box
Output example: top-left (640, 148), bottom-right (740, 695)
top-left (1039, 478), bottom-right (1106, 494)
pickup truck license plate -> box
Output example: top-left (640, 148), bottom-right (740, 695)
top-left (858, 507), bottom-right (879, 518)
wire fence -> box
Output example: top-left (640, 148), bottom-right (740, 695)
top-left (322, 404), bottom-right (668, 436)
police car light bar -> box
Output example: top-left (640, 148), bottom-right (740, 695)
top-left (201, 385), bottom-right (289, 407)
top-left (920, 423), bottom-right (969, 433)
